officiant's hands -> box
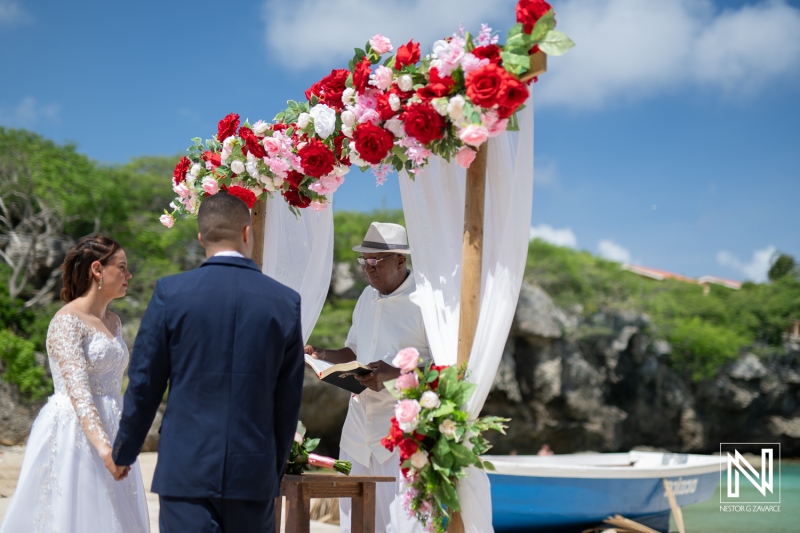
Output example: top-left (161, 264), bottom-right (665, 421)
top-left (99, 445), bottom-right (130, 481)
top-left (356, 360), bottom-right (401, 392)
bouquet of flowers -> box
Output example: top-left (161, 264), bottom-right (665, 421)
top-left (381, 348), bottom-right (509, 532)
top-left (162, 0), bottom-right (572, 226)
top-left (286, 421), bottom-right (352, 476)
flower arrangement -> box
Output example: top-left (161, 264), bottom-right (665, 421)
top-left (286, 421), bottom-right (352, 475)
top-left (381, 348), bottom-right (509, 532)
top-left (162, 0), bottom-right (571, 225)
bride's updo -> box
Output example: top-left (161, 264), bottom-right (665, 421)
top-left (60, 234), bottom-right (121, 302)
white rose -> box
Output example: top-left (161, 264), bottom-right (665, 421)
top-left (334, 164), bottom-right (350, 177)
top-left (169, 201), bottom-right (177, 210)
top-left (249, 186), bottom-right (263, 197)
top-left (349, 150), bottom-right (368, 167)
top-left (185, 174), bottom-right (197, 187)
top-left (310, 104), bottom-right (337, 139)
top-left (398, 74), bottom-right (413, 92)
top-left (340, 110), bottom-right (356, 127)
top-left (420, 391), bottom-right (441, 409)
top-left (384, 117), bottom-right (405, 138)
top-left (262, 177), bottom-right (276, 192)
top-left (439, 419), bottom-right (458, 439)
top-left (273, 175), bottom-right (285, 188)
top-left (432, 40), bottom-right (450, 60)
top-left (342, 87), bottom-right (356, 106)
top-left (342, 124), bottom-right (354, 138)
top-left (389, 93), bottom-right (401, 112)
top-left (410, 449), bottom-right (429, 469)
top-left (447, 95), bottom-right (466, 120)
top-left (230, 160), bottom-right (245, 175)
top-left (252, 120), bottom-right (269, 135)
top-left (245, 161), bottom-right (260, 178)
top-left (432, 97), bottom-right (449, 117)
top-left (297, 112), bottom-right (311, 129)
top-left (190, 163), bottom-right (203, 177)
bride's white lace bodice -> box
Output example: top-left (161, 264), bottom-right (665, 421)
top-left (46, 313), bottom-right (129, 446)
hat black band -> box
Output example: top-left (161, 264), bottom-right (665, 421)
top-left (361, 240), bottom-right (409, 250)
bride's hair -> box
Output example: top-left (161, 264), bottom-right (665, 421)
top-left (60, 234), bottom-right (122, 302)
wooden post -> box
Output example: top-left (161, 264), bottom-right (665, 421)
top-left (251, 195), bottom-right (267, 270)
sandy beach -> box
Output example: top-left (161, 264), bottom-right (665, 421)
top-left (0, 446), bottom-right (338, 532)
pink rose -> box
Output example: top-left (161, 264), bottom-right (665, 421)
top-left (371, 65), bottom-right (394, 91)
top-left (369, 34), bottom-right (393, 55)
top-left (458, 125), bottom-right (489, 147)
top-left (393, 347), bottom-right (420, 373)
top-left (456, 146), bottom-right (477, 168)
top-left (263, 136), bottom-right (283, 156)
top-left (395, 372), bottom-right (419, 392)
top-left (202, 177), bottom-right (219, 195)
top-left (159, 214), bottom-right (174, 228)
top-left (395, 399), bottom-right (421, 431)
top-left (309, 200), bottom-right (327, 211)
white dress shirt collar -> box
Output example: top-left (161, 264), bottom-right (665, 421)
top-left (213, 251), bottom-right (245, 258)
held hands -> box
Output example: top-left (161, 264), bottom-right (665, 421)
top-left (99, 445), bottom-right (130, 481)
top-left (355, 360), bottom-right (401, 392)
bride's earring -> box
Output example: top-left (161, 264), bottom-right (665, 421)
top-left (98, 275), bottom-right (103, 290)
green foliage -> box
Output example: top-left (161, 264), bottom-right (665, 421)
top-left (768, 253), bottom-right (798, 282)
top-left (666, 317), bottom-right (750, 381)
top-left (332, 209), bottom-right (404, 263)
top-left (0, 329), bottom-right (51, 400)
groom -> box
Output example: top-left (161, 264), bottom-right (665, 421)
top-left (112, 192), bottom-right (305, 532)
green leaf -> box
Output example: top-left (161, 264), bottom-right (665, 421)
top-left (431, 402), bottom-right (455, 419)
top-left (433, 436), bottom-right (451, 458)
top-left (449, 443), bottom-right (478, 467)
top-left (500, 51), bottom-right (532, 76)
top-left (305, 438), bottom-right (320, 452)
top-left (529, 10), bottom-right (556, 43)
top-left (437, 477), bottom-right (461, 511)
top-left (505, 29), bottom-right (531, 53)
top-left (481, 460), bottom-right (496, 472)
top-left (537, 30), bottom-right (575, 56)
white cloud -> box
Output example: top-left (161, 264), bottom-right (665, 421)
top-left (538, 0), bottom-right (800, 109)
top-left (534, 158), bottom-right (559, 187)
top-left (598, 239), bottom-right (632, 263)
top-left (529, 224), bottom-right (578, 248)
top-left (716, 245), bottom-right (776, 282)
top-left (262, 0), bottom-right (515, 69)
top-left (0, 97), bottom-right (60, 128)
top-left (0, 0), bottom-right (31, 24)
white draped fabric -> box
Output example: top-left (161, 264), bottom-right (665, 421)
top-left (261, 197), bottom-right (334, 343)
top-left (398, 102), bottom-right (534, 532)
top-left (261, 101), bottom-right (534, 532)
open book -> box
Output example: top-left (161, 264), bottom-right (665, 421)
top-left (304, 354), bottom-right (373, 394)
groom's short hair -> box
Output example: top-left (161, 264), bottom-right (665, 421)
top-left (197, 192), bottom-right (252, 244)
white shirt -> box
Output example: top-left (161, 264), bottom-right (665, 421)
top-left (339, 271), bottom-right (431, 467)
top-left (213, 251), bottom-right (245, 258)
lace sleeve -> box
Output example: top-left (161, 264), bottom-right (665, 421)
top-left (47, 314), bottom-right (111, 448)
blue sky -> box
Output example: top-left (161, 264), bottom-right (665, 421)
top-left (1, 0), bottom-right (798, 282)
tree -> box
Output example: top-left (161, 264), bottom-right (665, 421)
top-left (768, 252), bottom-right (797, 282)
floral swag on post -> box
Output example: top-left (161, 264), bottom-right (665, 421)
top-left (382, 348), bottom-right (509, 533)
top-left (161, 0), bottom-right (572, 224)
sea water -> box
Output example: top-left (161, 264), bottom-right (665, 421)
top-left (671, 462), bottom-right (799, 533)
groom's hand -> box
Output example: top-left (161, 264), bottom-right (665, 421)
top-left (100, 445), bottom-right (131, 481)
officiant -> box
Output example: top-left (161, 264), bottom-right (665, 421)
top-left (304, 221), bottom-right (430, 533)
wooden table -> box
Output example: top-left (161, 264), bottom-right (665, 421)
top-left (276, 475), bottom-right (395, 533)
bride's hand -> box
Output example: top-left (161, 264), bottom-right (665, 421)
top-left (99, 444), bottom-right (130, 481)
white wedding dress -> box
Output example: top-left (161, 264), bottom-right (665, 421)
top-left (0, 313), bottom-right (150, 533)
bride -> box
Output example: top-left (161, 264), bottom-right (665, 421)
top-left (0, 234), bottom-right (150, 533)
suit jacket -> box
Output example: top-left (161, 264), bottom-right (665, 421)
top-left (113, 256), bottom-right (304, 501)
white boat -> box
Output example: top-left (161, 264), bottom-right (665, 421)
top-left (484, 451), bottom-right (722, 532)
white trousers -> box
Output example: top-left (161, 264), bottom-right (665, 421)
top-left (338, 449), bottom-right (426, 533)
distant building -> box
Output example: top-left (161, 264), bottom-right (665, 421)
top-left (621, 264), bottom-right (741, 293)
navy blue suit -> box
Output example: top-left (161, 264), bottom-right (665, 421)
top-left (113, 256), bottom-right (304, 531)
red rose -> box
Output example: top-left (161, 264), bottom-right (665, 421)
top-left (381, 418), bottom-right (406, 452)
top-left (395, 39), bottom-right (421, 70)
top-left (298, 139), bottom-right (335, 178)
top-left (398, 437), bottom-right (419, 462)
top-left (202, 151), bottom-right (221, 169)
top-left (375, 93), bottom-right (398, 121)
top-left (217, 113), bottom-right (240, 141)
top-left (333, 134), bottom-right (351, 166)
top-left (516, 0), bottom-right (553, 34)
top-left (399, 102), bottom-right (445, 145)
top-left (238, 127), bottom-right (267, 159)
top-left (472, 44), bottom-right (503, 65)
top-left (466, 63), bottom-right (510, 108)
top-left (225, 185), bottom-right (258, 209)
top-left (503, 77), bottom-right (530, 111)
top-left (390, 84), bottom-right (414, 103)
top-left (286, 170), bottom-right (304, 188)
top-left (416, 67), bottom-right (456, 99)
top-left (283, 187), bottom-right (311, 209)
top-left (429, 364), bottom-right (449, 390)
top-left (352, 123), bottom-right (395, 165)
top-left (352, 57), bottom-right (372, 95)
top-left (272, 123), bottom-right (289, 133)
top-left (173, 156), bottom-right (190, 185)
top-left (305, 68), bottom-right (350, 110)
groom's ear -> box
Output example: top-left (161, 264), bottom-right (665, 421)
top-left (197, 232), bottom-right (206, 249)
top-left (242, 224), bottom-right (251, 245)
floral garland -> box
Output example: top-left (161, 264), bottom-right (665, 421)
top-left (382, 348), bottom-right (509, 533)
top-left (161, 0), bottom-right (571, 225)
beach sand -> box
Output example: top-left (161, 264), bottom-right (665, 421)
top-left (0, 446), bottom-right (339, 532)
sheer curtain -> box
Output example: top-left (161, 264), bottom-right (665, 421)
top-left (399, 102), bottom-right (534, 532)
top-left (261, 195), bottom-right (334, 343)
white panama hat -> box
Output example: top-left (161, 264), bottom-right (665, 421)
top-left (352, 222), bottom-right (411, 254)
